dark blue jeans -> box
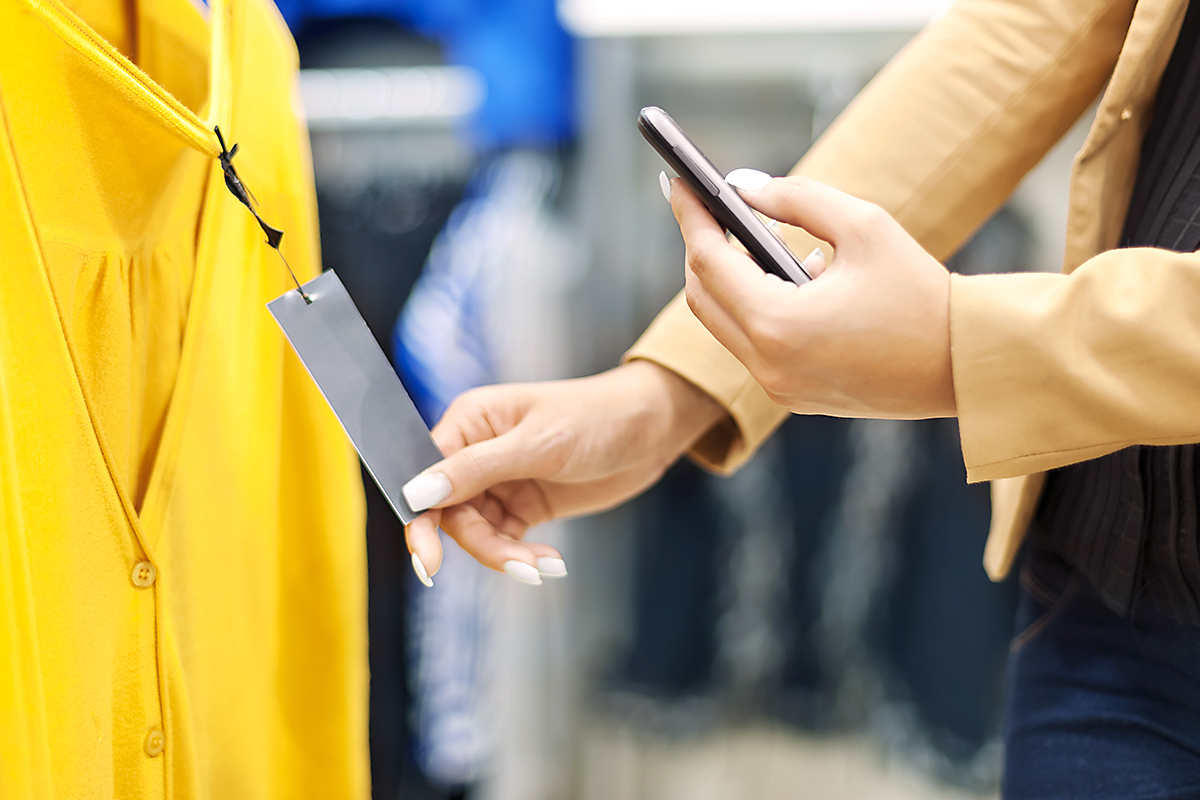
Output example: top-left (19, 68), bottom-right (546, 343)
top-left (1003, 548), bottom-right (1200, 799)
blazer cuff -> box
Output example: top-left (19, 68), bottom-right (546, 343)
top-left (624, 292), bottom-right (789, 474)
top-left (951, 270), bottom-right (1081, 482)
top-left (950, 250), bottom-right (1200, 482)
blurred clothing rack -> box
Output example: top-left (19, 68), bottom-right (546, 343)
top-left (300, 66), bottom-right (484, 131)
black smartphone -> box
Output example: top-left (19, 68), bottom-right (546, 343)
top-left (638, 106), bottom-right (810, 285)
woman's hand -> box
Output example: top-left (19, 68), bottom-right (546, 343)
top-left (401, 361), bottom-right (725, 586)
top-left (670, 170), bottom-right (956, 420)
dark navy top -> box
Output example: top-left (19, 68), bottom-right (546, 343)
top-left (1033, 1), bottom-right (1200, 623)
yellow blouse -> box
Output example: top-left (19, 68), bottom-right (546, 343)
top-left (0, 0), bottom-right (368, 796)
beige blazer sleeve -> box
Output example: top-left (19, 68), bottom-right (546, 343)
top-left (627, 0), bottom-right (1137, 474)
top-left (952, 248), bottom-right (1200, 482)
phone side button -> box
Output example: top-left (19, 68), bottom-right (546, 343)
top-left (673, 147), bottom-right (721, 196)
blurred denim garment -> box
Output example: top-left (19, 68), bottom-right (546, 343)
top-left (278, 0), bottom-right (574, 148)
top-left (393, 151), bottom-right (566, 788)
top-left (1004, 547), bottom-right (1200, 799)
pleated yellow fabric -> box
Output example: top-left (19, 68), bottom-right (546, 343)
top-left (0, 0), bottom-right (369, 796)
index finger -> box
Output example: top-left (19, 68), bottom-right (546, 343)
top-left (669, 179), bottom-right (788, 331)
top-left (401, 426), bottom-right (560, 514)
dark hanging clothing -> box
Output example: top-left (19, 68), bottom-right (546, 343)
top-left (1032, 0), bottom-right (1200, 623)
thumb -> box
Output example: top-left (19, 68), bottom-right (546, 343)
top-left (725, 171), bottom-right (875, 250)
top-left (400, 427), bottom-right (562, 513)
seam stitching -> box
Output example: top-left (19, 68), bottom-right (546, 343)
top-left (0, 67), bottom-right (152, 559)
top-left (1011, 572), bottom-right (1080, 652)
top-left (19, 0), bottom-right (218, 157)
top-left (973, 430), bottom-right (1200, 472)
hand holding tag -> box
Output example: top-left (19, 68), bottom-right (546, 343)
top-left (269, 271), bottom-right (565, 588)
top-left (401, 361), bottom-right (726, 585)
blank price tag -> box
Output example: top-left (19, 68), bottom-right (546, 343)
top-left (268, 270), bottom-right (443, 524)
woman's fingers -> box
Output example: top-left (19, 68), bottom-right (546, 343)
top-left (671, 179), bottom-right (823, 372)
top-left (405, 508), bottom-right (443, 586)
top-left (401, 424), bottom-right (563, 514)
top-left (725, 171), bottom-right (878, 250)
top-left (525, 542), bottom-right (569, 579)
top-left (405, 502), bottom-right (566, 587)
top-left (718, 170), bottom-right (830, 278)
top-left (669, 178), bottom-right (804, 368)
top-left (470, 490), bottom-right (538, 539)
top-left (801, 247), bottom-right (828, 278)
top-left (682, 260), bottom-right (759, 365)
top-left (440, 503), bottom-right (560, 585)
top-left (670, 181), bottom-right (784, 330)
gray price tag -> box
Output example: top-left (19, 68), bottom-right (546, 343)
top-left (268, 271), bottom-right (443, 524)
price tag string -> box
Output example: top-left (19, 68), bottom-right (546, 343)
top-left (215, 126), bottom-right (312, 304)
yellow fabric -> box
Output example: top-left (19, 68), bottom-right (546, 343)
top-left (0, 0), bottom-right (368, 796)
top-left (627, 0), bottom-right (1200, 580)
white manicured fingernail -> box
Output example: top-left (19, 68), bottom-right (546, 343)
top-left (411, 553), bottom-right (434, 588)
top-left (402, 472), bottom-right (451, 512)
top-left (504, 560), bottom-right (543, 585)
top-left (537, 557), bottom-right (568, 578)
top-left (804, 247), bottom-right (827, 265)
top-left (725, 168), bottom-right (771, 192)
top-left (659, 171), bottom-right (672, 202)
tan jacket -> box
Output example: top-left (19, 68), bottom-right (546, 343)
top-left (627, 0), bottom-right (1200, 581)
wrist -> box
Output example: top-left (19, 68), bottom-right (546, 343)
top-left (617, 359), bottom-right (727, 452)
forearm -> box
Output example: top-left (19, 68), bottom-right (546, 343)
top-left (625, 296), bottom-right (789, 474)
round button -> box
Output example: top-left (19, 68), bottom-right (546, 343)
top-left (144, 728), bottom-right (165, 757)
top-left (131, 561), bottom-right (157, 589)
top-left (1120, 107), bottom-right (1133, 121)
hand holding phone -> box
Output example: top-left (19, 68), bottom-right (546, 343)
top-left (638, 106), bottom-right (811, 285)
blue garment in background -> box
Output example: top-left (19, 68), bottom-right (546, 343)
top-left (388, 163), bottom-right (506, 790)
top-left (277, 0), bottom-right (574, 148)
top-left (391, 151), bottom-right (565, 789)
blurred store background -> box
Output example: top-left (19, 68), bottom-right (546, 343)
top-left (276, 1), bottom-right (1094, 797)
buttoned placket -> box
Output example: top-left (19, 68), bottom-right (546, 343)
top-left (19, 0), bottom-right (238, 776)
